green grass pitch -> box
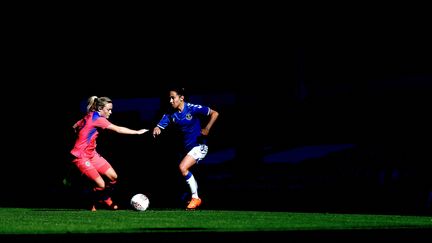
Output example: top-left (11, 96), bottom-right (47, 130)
top-left (1, 207), bottom-right (432, 242)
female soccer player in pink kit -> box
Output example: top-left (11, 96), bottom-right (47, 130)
top-left (71, 96), bottom-right (148, 211)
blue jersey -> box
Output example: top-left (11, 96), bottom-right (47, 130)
top-left (157, 102), bottom-right (210, 152)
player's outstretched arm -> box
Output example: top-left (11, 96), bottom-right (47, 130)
top-left (107, 124), bottom-right (149, 135)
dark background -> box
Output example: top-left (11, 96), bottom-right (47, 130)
top-left (3, 17), bottom-right (432, 215)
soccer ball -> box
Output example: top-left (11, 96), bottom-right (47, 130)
top-left (130, 193), bottom-right (150, 211)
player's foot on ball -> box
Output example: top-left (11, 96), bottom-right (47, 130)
top-left (186, 197), bottom-right (202, 210)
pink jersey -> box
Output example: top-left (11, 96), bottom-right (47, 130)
top-left (71, 111), bottom-right (112, 159)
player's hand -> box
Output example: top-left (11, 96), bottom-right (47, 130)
top-left (153, 127), bottom-right (161, 138)
top-left (201, 127), bottom-right (210, 136)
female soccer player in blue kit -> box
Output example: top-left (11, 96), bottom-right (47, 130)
top-left (152, 87), bottom-right (219, 210)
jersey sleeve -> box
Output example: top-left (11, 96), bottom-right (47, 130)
top-left (190, 103), bottom-right (210, 116)
top-left (157, 114), bottom-right (170, 129)
top-left (94, 117), bottom-right (112, 129)
top-left (73, 118), bottom-right (85, 130)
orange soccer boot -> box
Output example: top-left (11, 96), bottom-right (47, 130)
top-left (102, 197), bottom-right (119, 210)
top-left (186, 197), bottom-right (202, 210)
top-left (92, 197), bottom-right (119, 211)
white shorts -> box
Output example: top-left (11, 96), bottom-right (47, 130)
top-left (187, 144), bottom-right (208, 163)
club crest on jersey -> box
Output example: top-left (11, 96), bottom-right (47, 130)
top-left (186, 113), bottom-right (192, 120)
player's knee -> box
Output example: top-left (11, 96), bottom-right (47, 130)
top-left (179, 166), bottom-right (188, 176)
